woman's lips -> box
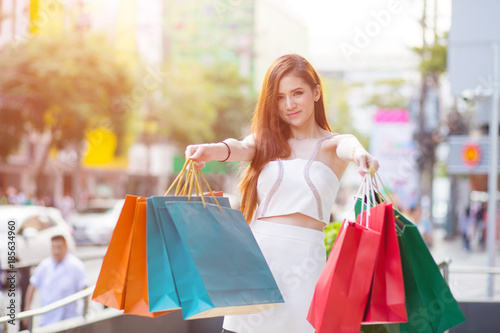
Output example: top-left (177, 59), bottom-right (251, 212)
top-left (288, 111), bottom-right (300, 118)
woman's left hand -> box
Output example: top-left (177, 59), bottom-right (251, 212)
top-left (353, 149), bottom-right (379, 176)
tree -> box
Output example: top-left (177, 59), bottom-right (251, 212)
top-left (412, 0), bottom-right (448, 220)
top-left (0, 32), bottom-right (135, 196)
top-left (323, 76), bottom-right (369, 147)
top-left (0, 99), bottom-right (25, 160)
top-left (363, 79), bottom-right (409, 109)
top-left (203, 60), bottom-right (253, 142)
top-left (150, 60), bottom-right (252, 148)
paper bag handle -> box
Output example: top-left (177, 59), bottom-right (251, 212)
top-left (163, 159), bottom-right (221, 210)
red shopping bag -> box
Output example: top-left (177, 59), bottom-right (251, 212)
top-left (307, 216), bottom-right (381, 333)
top-left (362, 203), bottom-right (407, 324)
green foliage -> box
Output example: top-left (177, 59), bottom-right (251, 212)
top-left (412, 34), bottom-right (448, 77)
top-left (152, 62), bottom-right (218, 146)
top-left (0, 32), bottom-right (135, 155)
top-left (152, 60), bottom-right (252, 147)
top-left (0, 106), bottom-right (24, 160)
top-left (322, 76), bottom-right (369, 147)
top-left (324, 221), bottom-right (342, 258)
top-left (202, 61), bottom-right (254, 142)
top-left (363, 79), bottom-right (408, 109)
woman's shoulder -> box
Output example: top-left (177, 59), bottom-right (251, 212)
top-left (323, 133), bottom-right (356, 145)
top-left (322, 132), bottom-right (346, 145)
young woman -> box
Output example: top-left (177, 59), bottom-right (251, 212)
top-left (185, 54), bottom-right (379, 333)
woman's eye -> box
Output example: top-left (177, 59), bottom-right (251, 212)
top-left (294, 91), bottom-right (303, 96)
top-left (277, 96), bottom-right (284, 101)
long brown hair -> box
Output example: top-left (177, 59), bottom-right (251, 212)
top-left (239, 54), bottom-right (331, 222)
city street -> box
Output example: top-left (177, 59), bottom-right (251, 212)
top-left (0, 0), bottom-right (499, 331)
top-left (431, 229), bottom-right (500, 301)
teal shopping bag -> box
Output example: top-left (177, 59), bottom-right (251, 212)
top-left (146, 195), bottom-right (230, 312)
top-left (160, 201), bottom-right (284, 320)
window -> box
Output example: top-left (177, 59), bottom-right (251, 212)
top-left (19, 215), bottom-right (55, 235)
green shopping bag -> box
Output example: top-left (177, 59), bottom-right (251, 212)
top-left (394, 211), bottom-right (466, 333)
top-left (355, 204), bottom-right (466, 332)
top-left (354, 171), bottom-right (465, 333)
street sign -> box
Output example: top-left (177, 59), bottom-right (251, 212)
top-left (462, 143), bottom-right (482, 166)
top-left (447, 136), bottom-right (500, 174)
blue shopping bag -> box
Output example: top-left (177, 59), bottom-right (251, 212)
top-left (159, 201), bottom-right (284, 320)
top-left (146, 195), bottom-right (230, 312)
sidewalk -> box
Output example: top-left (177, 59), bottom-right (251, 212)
top-left (430, 228), bottom-right (500, 301)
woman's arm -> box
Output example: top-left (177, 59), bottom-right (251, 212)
top-left (335, 134), bottom-right (379, 176)
top-left (185, 135), bottom-right (255, 169)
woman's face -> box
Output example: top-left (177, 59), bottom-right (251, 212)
top-left (276, 73), bottom-right (320, 129)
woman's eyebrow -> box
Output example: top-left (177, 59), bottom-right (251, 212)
top-left (278, 87), bottom-right (303, 94)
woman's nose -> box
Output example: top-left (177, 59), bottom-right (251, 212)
top-left (285, 97), bottom-right (295, 110)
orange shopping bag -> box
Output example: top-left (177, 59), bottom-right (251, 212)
top-left (123, 198), bottom-right (173, 317)
top-left (92, 195), bottom-right (172, 317)
top-left (92, 195), bottom-right (140, 309)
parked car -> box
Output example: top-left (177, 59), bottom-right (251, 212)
top-left (68, 199), bottom-right (125, 245)
top-left (0, 205), bottom-right (76, 268)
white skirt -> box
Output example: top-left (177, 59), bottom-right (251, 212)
top-left (222, 219), bottom-right (326, 333)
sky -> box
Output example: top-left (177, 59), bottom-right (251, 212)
top-left (281, 0), bottom-right (452, 71)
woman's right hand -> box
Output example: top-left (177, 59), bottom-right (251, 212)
top-left (185, 144), bottom-right (212, 170)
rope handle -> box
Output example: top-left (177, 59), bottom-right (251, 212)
top-left (358, 173), bottom-right (377, 228)
top-left (369, 166), bottom-right (401, 213)
top-left (163, 159), bottom-right (221, 211)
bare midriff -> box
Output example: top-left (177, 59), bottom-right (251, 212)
top-left (258, 213), bottom-right (325, 231)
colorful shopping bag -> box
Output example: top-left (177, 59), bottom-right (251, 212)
top-left (308, 212), bottom-right (381, 332)
top-left (361, 202), bottom-right (407, 324)
top-left (92, 195), bottom-right (171, 317)
top-left (159, 201), bottom-right (284, 320)
top-left (352, 176), bottom-right (406, 324)
top-left (123, 199), bottom-right (172, 317)
top-left (361, 324), bottom-right (401, 333)
top-left (357, 169), bottom-right (465, 332)
top-left (146, 195), bottom-right (231, 312)
top-left (395, 211), bottom-right (466, 333)
top-left (92, 195), bottom-right (141, 309)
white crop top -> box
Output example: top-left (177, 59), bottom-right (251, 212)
top-left (255, 134), bottom-right (340, 224)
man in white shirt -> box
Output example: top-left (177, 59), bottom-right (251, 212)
top-left (24, 235), bottom-right (88, 326)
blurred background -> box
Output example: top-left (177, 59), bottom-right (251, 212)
top-left (0, 0), bottom-right (500, 331)
top-left (0, 0), bottom-right (482, 236)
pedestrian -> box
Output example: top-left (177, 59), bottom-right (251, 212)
top-left (475, 202), bottom-right (487, 250)
top-left (23, 235), bottom-right (88, 327)
top-left (57, 193), bottom-right (75, 218)
top-left (408, 204), bottom-right (433, 248)
top-left (185, 54), bottom-right (379, 333)
top-left (458, 205), bottom-right (474, 252)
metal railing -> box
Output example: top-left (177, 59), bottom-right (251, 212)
top-left (438, 257), bottom-right (452, 283)
top-left (0, 252), bottom-right (105, 332)
top-left (448, 266), bottom-right (500, 274)
top-left (0, 286), bottom-right (95, 331)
